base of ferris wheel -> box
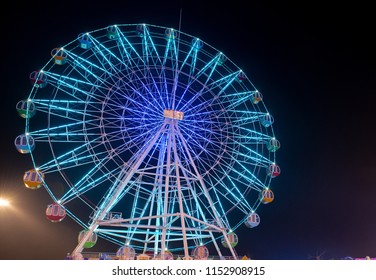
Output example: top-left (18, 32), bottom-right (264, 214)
top-left (67, 214), bottom-right (247, 260)
top-left (67, 252), bottom-right (245, 261)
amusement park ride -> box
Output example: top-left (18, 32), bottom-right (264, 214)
top-left (15, 23), bottom-right (280, 260)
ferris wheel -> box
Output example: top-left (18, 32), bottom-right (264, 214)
top-left (15, 23), bottom-right (281, 260)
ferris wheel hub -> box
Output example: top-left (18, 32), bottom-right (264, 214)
top-left (163, 109), bottom-right (184, 120)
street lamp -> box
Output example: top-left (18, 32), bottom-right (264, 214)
top-left (0, 198), bottom-right (10, 207)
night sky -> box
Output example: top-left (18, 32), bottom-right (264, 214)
top-left (1, 1), bottom-right (375, 260)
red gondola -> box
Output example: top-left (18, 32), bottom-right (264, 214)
top-left (46, 203), bottom-right (66, 222)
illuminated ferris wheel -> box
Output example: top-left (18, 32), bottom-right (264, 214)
top-left (15, 23), bottom-right (281, 260)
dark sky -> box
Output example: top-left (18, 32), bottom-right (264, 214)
top-left (1, 1), bottom-right (375, 260)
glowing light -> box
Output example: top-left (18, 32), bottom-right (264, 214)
top-left (0, 198), bottom-right (10, 207)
